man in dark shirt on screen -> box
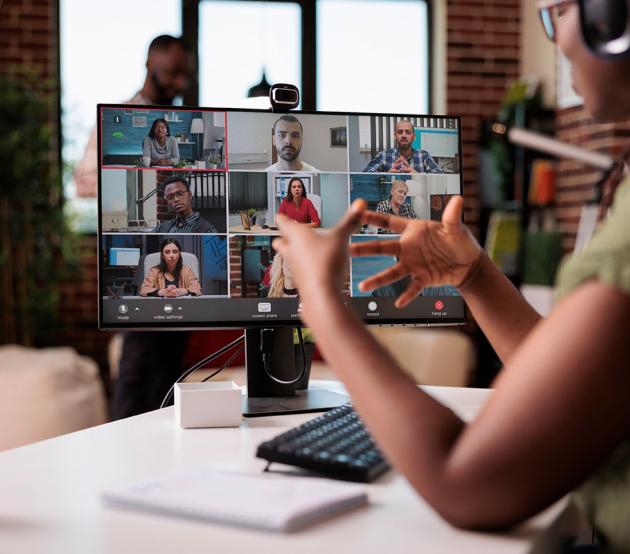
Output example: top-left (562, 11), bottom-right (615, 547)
top-left (154, 176), bottom-right (217, 233)
top-left (363, 119), bottom-right (443, 174)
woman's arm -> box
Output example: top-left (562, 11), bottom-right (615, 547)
top-left (306, 199), bottom-right (321, 227)
top-left (459, 253), bottom-right (541, 363)
top-left (180, 265), bottom-right (202, 296)
top-left (278, 201), bottom-right (287, 218)
top-left (139, 267), bottom-right (159, 296)
top-left (274, 208), bottom-right (630, 528)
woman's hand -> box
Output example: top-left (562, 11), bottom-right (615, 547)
top-left (158, 285), bottom-right (178, 298)
top-left (350, 196), bottom-right (482, 307)
top-left (273, 200), bottom-right (367, 300)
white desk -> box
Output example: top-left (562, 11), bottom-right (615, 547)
top-left (0, 383), bottom-right (576, 554)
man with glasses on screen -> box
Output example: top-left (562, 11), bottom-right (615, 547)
top-left (73, 35), bottom-right (192, 196)
top-left (266, 115), bottom-right (319, 172)
top-left (153, 176), bottom-right (217, 233)
top-left (363, 119), bottom-right (443, 174)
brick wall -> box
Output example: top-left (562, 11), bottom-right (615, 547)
top-left (0, 0), bottom-right (56, 79)
top-left (446, 0), bottom-right (521, 235)
top-left (0, 0), bottom-right (113, 371)
top-left (554, 106), bottom-right (630, 252)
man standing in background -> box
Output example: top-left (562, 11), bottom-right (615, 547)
top-left (74, 34), bottom-right (194, 419)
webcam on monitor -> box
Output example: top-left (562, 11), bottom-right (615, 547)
top-left (269, 83), bottom-right (299, 111)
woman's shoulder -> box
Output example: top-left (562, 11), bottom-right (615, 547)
top-left (556, 177), bottom-right (630, 300)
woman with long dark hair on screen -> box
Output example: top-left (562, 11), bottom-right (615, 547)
top-left (277, 177), bottom-right (321, 228)
top-left (140, 238), bottom-right (201, 297)
top-left (142, 117), bottom-right (180, 167)
top-left (272, 1), bottom-right (630, 550)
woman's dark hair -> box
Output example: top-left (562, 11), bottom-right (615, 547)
top-left (285, 177), bottom-right (307, 202)
top-left (156, 238), bottom-right (183, 281)
top-left (148, 118), bottom-right (171, 139)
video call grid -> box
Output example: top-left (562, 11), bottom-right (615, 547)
top-left (98, 105), bottom-right (462, 307)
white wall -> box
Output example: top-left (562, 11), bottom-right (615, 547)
top-left (101, 169), bottom-right (127, 211)
top-left (298, 114), bottom-right (347, 171)
top-left (321, 174), bottom-right (349, 227)
top-left (520, 1), bottom-right (557, 107)
top-left (227, 112), bottom-right (275, 168)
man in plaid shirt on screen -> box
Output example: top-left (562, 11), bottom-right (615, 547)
top-left (363, 119), bottom-right (443, 174)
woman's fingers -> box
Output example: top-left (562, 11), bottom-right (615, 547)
top-left (359, 262), bottom-right (408, 291)
top-left (335, 199), bottom-right (367, 236)
top-left (350, 239), bottom-right (401, 258)
top-left (441, 194), bottom-right (463, 231)
top-left (360, 211), bottom-right (409, 234)
top-left (395, 278), bottom-right (425, 308)
top-left (271, 236), bottom-right (287, 255)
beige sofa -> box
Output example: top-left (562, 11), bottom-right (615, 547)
top-left (0, 345), bottom-right (107, 451)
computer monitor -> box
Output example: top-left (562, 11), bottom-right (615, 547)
top-left (97, 104), bottom-right (465, 415)
top-left (109, 247), bottom-right (141, 267)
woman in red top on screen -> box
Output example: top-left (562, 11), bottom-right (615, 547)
top-left (278, 177), bottom-right (321, 228)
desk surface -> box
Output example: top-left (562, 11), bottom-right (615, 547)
top-left (229, 225), bottom-right (281, 235)
top-left (0, 383), bottom-right (570, 554)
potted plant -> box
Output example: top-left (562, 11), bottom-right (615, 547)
top-left (0, 70), bottom-right (77, 345)
top-left (207, 154), bottom-right (221, 169)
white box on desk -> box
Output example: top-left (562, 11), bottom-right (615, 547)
top-left (175, 381), bottom-right (242, 428)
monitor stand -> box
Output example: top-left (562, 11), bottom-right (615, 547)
top-left (241, 327), bottom-right (349, 417)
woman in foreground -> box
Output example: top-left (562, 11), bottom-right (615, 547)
top-left (273, 1), bottom-right (630, 550)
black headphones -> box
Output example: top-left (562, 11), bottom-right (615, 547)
top-left (580, 0), bottom-right (630, 58)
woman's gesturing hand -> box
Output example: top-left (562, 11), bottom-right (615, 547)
top-left (350, 196), bottom-right (483, 307)
top-left (272, 200), bottom-right (367, 301)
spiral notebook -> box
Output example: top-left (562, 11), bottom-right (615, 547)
top-left (102, 469), bottom-right (368, 532)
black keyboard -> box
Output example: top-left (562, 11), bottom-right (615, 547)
top-left (256, 404), bottom-right (390, 483)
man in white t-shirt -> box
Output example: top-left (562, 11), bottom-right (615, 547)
top-left (266, 115), bottom-right (319, 172)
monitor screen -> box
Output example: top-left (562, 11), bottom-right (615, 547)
top-left (98, 104), bottom-right (465, 329)
top-left (109, 247), bottom-right (141, 267)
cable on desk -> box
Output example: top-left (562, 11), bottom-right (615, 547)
top-left (160, 334), bottom-right (245, 409)
top-left (261, 327), bottom-right (307, 386)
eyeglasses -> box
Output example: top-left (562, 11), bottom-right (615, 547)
top-left (538, 0), bottom-right (575, 42)
top-left (538, 0), bottom-right (630, 58)
top-left (164, 190), bottom-right (188, 202)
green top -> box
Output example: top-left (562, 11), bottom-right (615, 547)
top-left (555, 177), bottom-right (630, 552)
